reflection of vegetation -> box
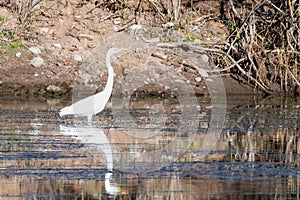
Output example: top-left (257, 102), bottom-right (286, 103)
top-left (223, 99), bottom-right (300, 164)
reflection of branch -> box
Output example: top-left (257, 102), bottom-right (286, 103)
top-left (285, 135), bottom-right (294, 163)
top-left (247, 120), bottom-right (255, 162)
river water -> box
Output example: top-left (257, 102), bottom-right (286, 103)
top-left (0, 96), bottom-right (299, 199)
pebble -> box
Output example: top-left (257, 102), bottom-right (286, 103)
top-left (0, 80), bottom-right (2, 85)
top-left (200, 54), bottom-right (209, 63)
top-left (194, 22), bottom-right (201, 26)
top-left (15, 52), bottom-right (21, 58)
top-left (34, 72), bottom-right (39, 77)
top-left (152, 52), bottom-right (168, 60)
top-left (174, 68), bottom-right (182, 73)
top-left (53, 43), bottom-right (62, 49)
top-left (46, 85), bottom-right (61, 93)
top-left (29, 46), bottom-right (41, 55)
top-left (162, 22), bottom-right (174, 29)
top-left (211, 29), bottom-right (218, 35)
top-left (30, 57), bottom-right (44, 67)
top-left (130, 24), bottom-right (143, 38)
top-left (113, 18), bottom-right (121, 25)
top-left (197, 68), bottom-right (209, 77)
top-left (40, 27), bottom-right (49, 34)
top-left (78, 34), bottom-right (94, 40)
top-left (195, 77), bottom-right (202, 82)
top-left (87, 43), bottom-right (96, 48)
top-left (73, 54), bottom-right (83, 62)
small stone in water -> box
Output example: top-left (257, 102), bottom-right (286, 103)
top-left (46, 85), bottom-right (61, 93)
top-left (30, 57), bottom-right (44, 67)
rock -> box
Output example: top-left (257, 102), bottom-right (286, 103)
top-left (200, 54), bottom-right (209, 63)
top-left (40, 27), bottom-right (49, 34)
top-left (31, 0), bottom-right (41, 10)
top-left (34, 72), bottom-right (39, 77)
top-left (53, 43), bottom-right (62, 48)
top-left (197, 68), bottom-right (209, 77)
top-left (174, 68), bottom-right (182, 73)
top-left (152, 52), bottom-right (168, 60)
top-left (46, 85), bottom-right (61, 93)
top-left (211, 29), bottom-right (218, 35)
top-left (195, 77), bottom-right (202, 82)
top-left (15, 52), bottom-right (21, 58)
top-left (78, 34), bottom-right (94, 40)
top-left (73, 54), bottom-right (83, 62)
top-left (162, 22), bottom-right (174, 29)
top-left (113, 18), bottom-right (121, 25)
top-left (130, 24), bottom-right (143, 38)
top-left (29, 46), bottom-right (41, 55)
top-left (30, 57), bottom-right (44, 67)
top-left (87, 43), bottom-right (96, 48)
top-left (194, 21), bottom-right (201, 26)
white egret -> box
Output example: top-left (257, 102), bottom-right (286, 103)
top-left (59, 48), bottom-right (124, 123)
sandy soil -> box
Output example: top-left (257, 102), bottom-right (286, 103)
top-left (0, 0), bottom-right (254, 99)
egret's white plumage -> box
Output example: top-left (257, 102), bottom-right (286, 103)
top-left (59, 48), bottom-right (123, 123)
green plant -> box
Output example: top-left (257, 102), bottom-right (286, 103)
top-left (0, 15), bottom-right (4, 22)
top-left (4, 30), bottom-right (15, 40)
top-left (10, 40), bottom-right (23, 49)
top-left (185, 32), bottom-right (200, 42)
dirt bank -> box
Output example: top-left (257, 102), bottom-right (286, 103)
top-left (0, 0), bottom-right (254, 99)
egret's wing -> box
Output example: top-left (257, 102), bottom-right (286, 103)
top-left (60, 95), bottom-right (97, 116)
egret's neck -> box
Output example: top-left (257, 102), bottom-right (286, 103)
top-left (103, 55), bottom-right (114, 95)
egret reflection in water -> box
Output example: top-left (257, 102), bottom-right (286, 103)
top-left (59, 124), bottom-right (120, 196)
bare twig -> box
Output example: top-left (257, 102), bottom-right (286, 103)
top-left (229, 0), bottom-right (242, 20)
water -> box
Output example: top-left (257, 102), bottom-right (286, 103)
top-left (0, 96), bottom-right (299, 199)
